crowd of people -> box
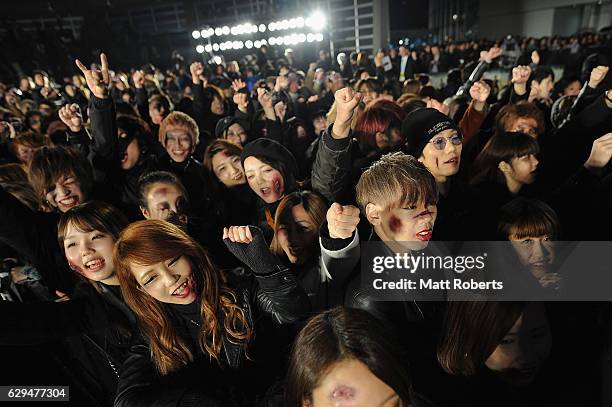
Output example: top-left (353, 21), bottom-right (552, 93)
top-left (0, 29), bottom-right (611, 406)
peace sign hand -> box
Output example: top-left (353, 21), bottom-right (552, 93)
top-left (75, 53), bottom-right (110, 99)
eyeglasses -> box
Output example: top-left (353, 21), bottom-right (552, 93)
top-left (429, 133), bottom-right (462, 150)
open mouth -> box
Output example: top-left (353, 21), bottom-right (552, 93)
top-left (416, 229), bottom-right (432, 241)
top-left (260, 187), bottom-right (271, 196)
top-left (288, 247), bottom-right (302, 257)
top-left (59, 196), bottom-right (79, 208)
top-left (84, 258), bottom-right (105, 272)
top-left (444, 157), bottom-right (459, 165)
top-left (172, 150), bottom-right (188, 157)
top-left (121, 153), bottom-right (128, 163)
top-left (171, 277), bottom-right (193, 298)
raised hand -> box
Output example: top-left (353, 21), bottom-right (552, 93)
top-left (531, 50), bottom-right (540, 65)
top-left (469, 80), bottom-right (491, 111)
top-left (257, 87), bottom-right (273, 109)
top-left (481, 47), bottom-right (502, 63)
top-left (332, 87), bottom-right (362, 139)
top-left (132, 70), bottom-right (145, 89)
top-left (274, 101), bottom-right (287, 122)
top-left (307, 94), bottom-right (319, 103)
top-left (512, 65), bottom-right (532, 85)
top-left (374, 51), bottom-right (384, 67)
top-left (233, 92), bottom-right (249, 112)
top-left (426, 98), bottom-right (450, 116)
top-left (327, 203), bottom-right (360, 239)
top-left (584, 133), bottom-right (612, 172)
top-left (75, 53), bottom-right (110, 99)
top-left (232, 78), bottom-right (247, 92)
top-left (190, 62), bottom-right (204, 85)
top-left (223, 226), bottom-right (253, 244)
top-left (275, 75), bottom-right (289, 91)
top-left (588, 66), bottom-right (609, 89)
top-left (58, 104), bottom-right (83, 133)
top-left (308, 62), bottom-right (318, 72)
top-left (511, 65), bottom-right (532, 96)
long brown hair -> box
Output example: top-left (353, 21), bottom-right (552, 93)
top-left (113, 220), bottom-right (252, 375)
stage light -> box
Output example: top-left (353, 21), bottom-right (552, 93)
top-left (298, 33), bottom-right (306, 43)
top-left (260, 39), bottom-right (267, 45)
top-left (245, 40), bottom-right (253, 49)
top-left (259, 24), bottom-right (266, 32)
top-left (306, 33), bottom-right (315, 42)
top-left (231, 26), bottom-right (239, 35)
top-left (399, 39), bottom-right (403, 45)
top-left (268, 22), bottom-right (276, 31)
top-left (315, 33), bottom-right (324, 42)
top-left (196, 44), bottom-right (205, 53)
top-left (269, 37), bottom-right (277, 45)
top-left (277, 36), bottom-right (285, 45)
top-left (208, 28), bottom-right (215, 37)
top-left (296, 17), bottom-right (305, 28)
top-left (289, 18), bottom-right (297, 29)
top-left (222, 26), bottom-right (230, 35)
top-left (215, 27), bottom-right (223, 36)
top-left (220, 43), bottom-right (227, 51)
top-left (192, 30), bottom-right (201, 39)
top-left (307, 11), bottom-right (326, 31)
top-left (200, 29), bottom-right (208, 38)
top-left (233, 40), bottom-right (242, 49)
top-left (213, 43), bottom-right (220, 51)
top-left (204, 44), bottom-right (213, 53)
top-left (213, 56), bottom-right (222, 64)
top-left (254, 40), bottom-right (261, 48)
top-left (280, 19), bottom-right (289, 30)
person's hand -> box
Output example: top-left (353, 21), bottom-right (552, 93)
top-left (584, 133), bottom-right (612, 172)
top-left (308, 62), bottom-right (318, 72)
top-left (40, 86), bottom-right (52, 98)
top-left (511, 65), bottom-right (531, 96)
top-left (426, 98), bottom-right (450, 116)
top-left (411, 51), bottom-right (418, 60)
top-left (58, 104), bottom-right (83, 132)
top-left (233, 92), bottom-right (249, 112)
top-left (332, 87), bottom-right (362, 139)
top-left (307, 94), bottom-right (319, 103)
top-left (190, 62), bottom-right (204, 85)
top-left (54, 290), bottom-right (71, 302)
top-left (531, 50), bottom-right (540, 65)
top-left (232, 78), bottom-right (247, 92)
top-left (481, 47), bottom-right (502, 63)
top-left (223, 225), bottom-right (286, 275)
top-left (132, 70), bottom-right (145, 89)
top-left (274, 101), bottom-right (287, 122)
top-left (374, 51), bottom-right (384, 67)
top-left (538, 273), bottom-right (561, 290)
top-left (257, 87), bottom-right (274, 109)
top-left (223, 226), bottom-right (253, 244)
top-left (0, 121), bottom-right (16, 141)
top-left (75, 53), bottom-right (110, 99)
top-left (469, 81), bottom-right (491, 111)
top-left (588, 66), bottom-right (609, 89)
top-left (327, 203), bottom-right (360, 239)
top-left (275, 75), bottom-right (289, 91)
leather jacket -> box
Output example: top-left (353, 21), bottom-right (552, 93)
top-left (114, 266), bottom-right (309, 407)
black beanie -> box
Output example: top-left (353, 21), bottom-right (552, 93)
top-left (401, 108), bottom-right (458, 158)
top-left (241, 138), bottom-right (299, 178)
top-left (215, 116), bottom-right (250, 138)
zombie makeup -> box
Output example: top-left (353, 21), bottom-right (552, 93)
top-left (244, 156), bottom-right (285, 204)
top-left (45, 175), bottom-right (84, 212)
top-left (63, 225), bottom-right (116, 284)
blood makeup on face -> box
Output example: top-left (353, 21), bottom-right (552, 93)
top-left (388, 215), bottom-right (403, 234)
top-left (329, 385), bottom-right (357, 402)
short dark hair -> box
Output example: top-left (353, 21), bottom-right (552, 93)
top-left (137, 171), bottom-right (187, 209)
top-left (498, 197), bottom-right (560, 240)
top-left (284, 306), bottom-right (413, 406)
top-left (531, 66), bottom-right (554, 84)
top-left (148, 94), bottom-right (171, 114)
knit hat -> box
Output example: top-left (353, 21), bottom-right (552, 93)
top-left (241, 138), bottom-right (298, 178)
top-left (401, 108), bottom-right (459, 158)
top-left (215, 116), bottom-right (249, 139)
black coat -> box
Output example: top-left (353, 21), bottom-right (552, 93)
top-left (114, 266), bottom-right (310, 407)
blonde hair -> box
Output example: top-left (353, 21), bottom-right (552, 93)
top-left (356, 152), bottom-right (438, 212)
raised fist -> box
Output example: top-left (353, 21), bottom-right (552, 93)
top-left (233, 92), bottom-right (249, 112)
top-left (58, 104), bottom-right (83, 133)
top-left (327, 203), bottom-right (360, 239)
top-left (469, 80), bottom-right (491, 108)
top-left (190, 62), bottom-right (204, 85)
top-left (584, 133), bottom-right (612, 171)
top-left (512, 65), bottom-right (532, 85)
top-left (588, 66), bottom-right (609, 89)
top-left (75, 53), bottom-right (110, 99)
top-left (334, 87), bottom-right (362, 126)
top-left (257, 87), bottom-right (273, 110)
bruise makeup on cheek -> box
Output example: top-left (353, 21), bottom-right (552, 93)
top-left (272, 174), bottom-right (283, 194)
top-left (68, 261), bottom-right (86, 276)
top-left (389, 215), bottom-right (402, 234)
top-left (329, 385), bottom-right (357, 404)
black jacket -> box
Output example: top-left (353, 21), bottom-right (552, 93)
top-left (114, 266), bottom-right (309, 407)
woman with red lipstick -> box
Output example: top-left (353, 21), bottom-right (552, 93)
top-left (0, 201), bottom-right (136, 406)
top-left (112, 220), bottom-right (309, 406)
